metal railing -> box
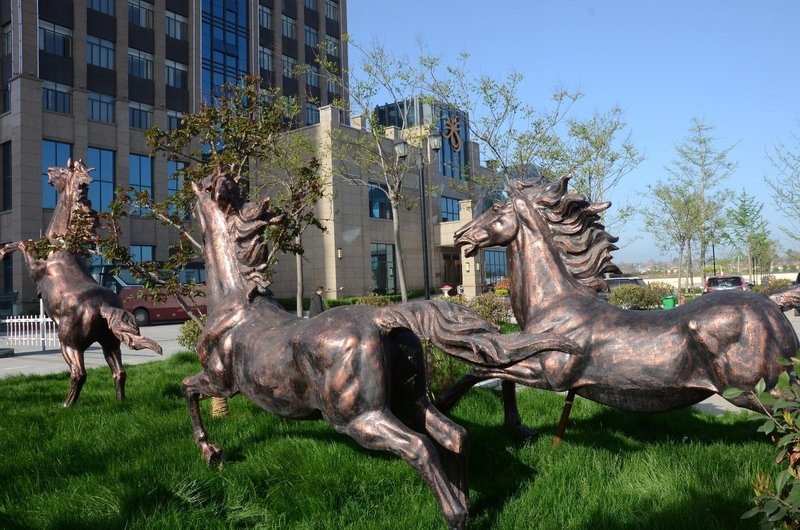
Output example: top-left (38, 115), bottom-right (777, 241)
top-left (1, 300), bottom-right (59, 351)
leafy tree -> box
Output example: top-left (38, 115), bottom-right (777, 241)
top-left (100, 76), bottom-right (325, 318)
top-left (765, 122), bottom-right (800, 242)
top-left (721, 190), bottom-right (770, 281)
top-left (665, 118), bottom-right (736, 284)
top-left (319, 39), bottom-right (437, 302)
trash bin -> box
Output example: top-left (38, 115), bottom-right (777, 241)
top-left (662, 295), bottom-right (676, 309)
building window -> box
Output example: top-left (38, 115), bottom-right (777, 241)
top-left (128, 48), bottom-right (153, 79)
top-left (0, 84), bottom-right (8, 114)
top-left (1, 23), bottom-right (11, 57)
top-left (324, 0), bottom-right (338, 21)
top-left (87, 35), bottom-right (115, 70)
top-left (440, 196), bottom-right (460, 222)
top-left (167, 110), bottom-right (182, 131)
top-left (484, 249), bottom-right (507, 285)
top-left (437, 106), bottom-right (470, 180)
top-left (326, 35), bottom-right (339, 57)
top-left (258, 46), bottom-right (273, 71)
top-left (129, 102), bottom-right (153, 129)
top-left (305, 103), bottom-right (319, 124)
top-left (42, 140), bottom-right (72, 209)
top-left (258, 5), bottom-right (272, 29)
top-left (1, 142), bottom-right (11, 212)
top-left (304, 25), bottom-right (317, 48)
top-left (304, 0), bottom-right (317, 9)
top-left (130, 244), bottom-right (154, 262)
top-left (306, 65), bottom-right (319, 87)
top-left (371, 243), bottom-right (396, 295)
top-left (282, 55), bottom-right (295, 78)
top-left (165, 60), bottom-right (188, 89)
top-left (88, 0), bottom-right (115, 15)
top-left (88, 147), bottom-right (114, 213)
top-left (88, 92), bottom-right (115, 123)
top-left (165, 11), bottom-right (188, 40)
top-left (369, 183), bottom-right (392, 220)
top-left (42, 81), bottom-right (72, 114)
top-left (38, 21), bottom-right (72, 58)
top-left (281, 15), bottom-right (296, 39)
top-left (128, 0), bottom-right (154, 29)
top-left (167, 160), bottom-right (186, 216)
top-left (129, 154), bottom-right (153, 215)
top-left (327, 78), bottom-right (336, 95)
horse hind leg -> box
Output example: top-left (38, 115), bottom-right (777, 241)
top-left (60, 344), bottom-right (87, 407)
top-left (342, 409), bottom-right (468, 530)
top-left (101, 341), bottom-right (126, 401)
top-left (182, 370), bottom-right (236, 465)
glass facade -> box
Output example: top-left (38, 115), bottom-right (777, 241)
top-left (87, 36), bottom-right (115, 70)
top-left (39, 21), bottom-right (72, 57)
top-left (41, 140), bottom-right (72, 209)
top-left (130, 244), bottom-right (154, 262)
top-left (165, 60), bottom-right (188, 88)
top-left (129, 154), bottom-right (153, 215)
top-left (129, 0), bottom-right (154, 29)
top-left (437, 106), bottom-right (470, 180)
top-left (42, 82), bottom-right (72, 114)
top-left (128, 48), bottom-right (153, 79)
top-left (201, 0), bottom-right (249, 101)
top-left (88, 147), bottom-right (115, 213)
top-left (88, 92), bottom-right (115, 123)
top-left (166, 11), bottom-right (188, 40)
top-left (371, 243), bottom-right (396, 295)
top-left (129, 102), bottom-right (153, 129)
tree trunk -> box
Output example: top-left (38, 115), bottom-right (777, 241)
top-left (295, 235), bottom-right (304, 318)
top-left (687, 241), bottom-right (695, 289)
top-left (391, 204), bottom-right (408, 302)
top-left (677, 242), bottom-right (685, 295)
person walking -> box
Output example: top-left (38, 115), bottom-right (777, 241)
top-left (309, 286), bottom-right (326, 317)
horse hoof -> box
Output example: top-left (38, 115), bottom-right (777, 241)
top-left (508, 424), bottom-right (539, 442)
top-left (202, 444), bottom-right (224, 467)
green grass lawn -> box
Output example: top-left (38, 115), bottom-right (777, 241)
top-left (0, 353), bottom-right (772, 529)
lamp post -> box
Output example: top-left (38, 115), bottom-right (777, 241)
top-left (395, 132), bottom-right (442, 300)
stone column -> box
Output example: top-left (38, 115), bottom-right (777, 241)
top-left (458, 199), bottom-right (480, 298)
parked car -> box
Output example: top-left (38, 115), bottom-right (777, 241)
top-left (702, 274), bottom-right (748, 295)
top-left (598, 277), bottom-right (647, 301)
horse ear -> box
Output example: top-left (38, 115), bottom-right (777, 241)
top-left (67, 157), bottom-right (73, 169)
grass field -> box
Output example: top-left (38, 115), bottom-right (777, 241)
top-left (0, 353), bottom-right (772, 529)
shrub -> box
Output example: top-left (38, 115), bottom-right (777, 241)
top-left (725, 362), bottom-right (800, 527)
top-left (447, 293), bottom-right (512, 326)
top-left (494, 288), bottom-right (510, 296)
top-left (424, 343), bottom-right (470, 396)
top-left (177, 315), bottom-right (207, 352)
top-left (648, 281), bottom-right (675, 299)
top-left (765, 278), bottom-right (792, 293)
top-left (494, 277), bottom-right (511, 292)
top-left (609, 284), bottom-right (661, 310)
top-left (355, 295), bottom-right (395, 307)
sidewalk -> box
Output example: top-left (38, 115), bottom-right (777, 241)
top-left (0, 323), bottom-right (184, 379)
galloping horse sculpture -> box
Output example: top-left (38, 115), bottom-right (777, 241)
top-left (438, 176), bottom-right (800, 437)
top-left (0, 159), bottom-right (162, 407)
top-left (184, 168), bottom-right (581, 529)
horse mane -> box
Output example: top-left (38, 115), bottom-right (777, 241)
top-left (203, 168), bottom-right (282, 301)
top-left (510, 176), bottom-right (621, 291)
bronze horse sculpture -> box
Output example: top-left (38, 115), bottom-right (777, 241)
top-left (0, 159), bottom-right (162, 407)
top-left (183, 168), bottom-right (581, 529)
top-left (438, 176), bottom-right (800, 437)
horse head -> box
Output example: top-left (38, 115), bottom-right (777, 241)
top-left (48, 158), bottom-right (93, 197)
top-left (454, 198), bottom-right (519, 257)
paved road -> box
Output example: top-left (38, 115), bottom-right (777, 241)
top-left (3, 312), bottom-right (800, 415)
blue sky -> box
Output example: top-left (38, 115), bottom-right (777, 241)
top-left (345, 1), bottom-right (800, 263)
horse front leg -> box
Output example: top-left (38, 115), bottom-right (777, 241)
top-left (60, 344), bottom-right (87, 407)
top-left (501, 380), bottom-right (539, 440)
top-left (182, 370), bottom-right (235, 465)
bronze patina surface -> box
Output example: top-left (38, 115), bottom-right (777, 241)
top-left (183, 168), bottom-right (580, 530)
top-left (439, 176), bottom-right (800, 436)
top-left (0, 160), bottom-right (162, 407)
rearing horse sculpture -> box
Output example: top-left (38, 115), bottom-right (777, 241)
top-left (183, 168), bottom-right (581, 530)
top-left (438, 176), bottom-right (800, 437)
top-left (0, 159), bottom-right (162, 407)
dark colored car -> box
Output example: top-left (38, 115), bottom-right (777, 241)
top-left (598, 277), bottom-right (647, 301)
top-left (702, 275), bottom-right (748, 295)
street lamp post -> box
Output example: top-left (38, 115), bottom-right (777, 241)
top-left (395, 132), bottom-right (442, 300)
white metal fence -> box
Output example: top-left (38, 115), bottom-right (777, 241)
top-left (1, 300), bottom-right (59, 350)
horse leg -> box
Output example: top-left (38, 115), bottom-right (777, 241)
top-left (501, 380), bottom-right (538, 440)
top-left (60, 344), bottom-right (86, 407)
top-left (418, 400), bottom-right (470, 512)
top-left (182, 370), bottom-right (235, 465)
top-left (342, 409), bottom-right (468, 530)
top-left (101, 341), bottom-right (126, 401)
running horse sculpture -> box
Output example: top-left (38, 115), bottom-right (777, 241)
top-left (184, 167), bottom-right (581, 529)
top-left (0, 159), bottom-right (162, 407)
top-left (438, 176), bottom-right (800, 439)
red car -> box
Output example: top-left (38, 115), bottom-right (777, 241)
top-left (702, 275), bottom-right (748, 294)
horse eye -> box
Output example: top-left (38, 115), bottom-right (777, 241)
top-left (491, 203), bottom-right (501, 212)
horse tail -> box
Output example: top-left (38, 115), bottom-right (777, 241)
top-left (378, 300), bottom-right (581, 367)
top-left (768, 283), bottom-right (800, 312)
top-left (100, 306), bottom-right (163, 354)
